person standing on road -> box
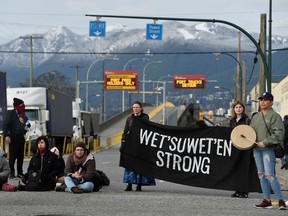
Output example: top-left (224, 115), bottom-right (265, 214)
top-left (2, 97), bottom-right (30, 179)
top-left (281, 115), bottom-right (288, 170)
top-left (58, 142), bottom-right (95, 193)
top-left (121, 101), bottom-right (156, 192)
top-left (229, 101), bottom-right (251, 198)
top-left (250, 92), bottom-right (287, 210)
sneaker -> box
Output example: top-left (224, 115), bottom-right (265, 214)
top-left (238, 192), bottom-right (248, 198)
top-left (71, 187), bottom-right (84, 194)
top-left (231, 192), bottom-right (240, 198)
top-left (279, 200), bottom-right (287, 210)
top-left (2, 183), bottom-right (17, 192)
top-left (55, 185), bottom-right (66, 192)
top-left (254, 199), bottom-right (273, 209)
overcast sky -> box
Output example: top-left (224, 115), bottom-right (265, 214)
top-left (0, 0), bottom-right (287, 44)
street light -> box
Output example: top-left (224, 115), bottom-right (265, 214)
top-left (122, 57), bottom-right (147, 111)
top-left (213, 52), bottom-right (242, 101)
top-left (215, 86), bottom-right (235, 102)
top-left (85, 59), bottom-right (100, 111)
top-left (102, 57), bottom-right (119, 122)
top-left (156, 75), bottom-right (171, 106)
top-left (34, 71), bottom-right (56, 86)
top-left (142, 60), bottom-right (162, 103)
top-left (85, 57), bottom-right (118, 112)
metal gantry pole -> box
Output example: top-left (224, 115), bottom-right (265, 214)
top-left (85, 14), bottom-right (270, 92)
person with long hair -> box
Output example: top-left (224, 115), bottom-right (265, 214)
top-left (230, 101), bottom-right (250, 198)
top-left (121, 101), bottom-right (156, 192)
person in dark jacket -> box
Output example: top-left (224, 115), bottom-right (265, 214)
top-left (2, 98), bottom-right (30, 179)
top-left (50, 147), bottom-right (65, 185)
top-left (229, 101), bottom-right (251, 198)
top-left (281, 115), bottom-right (288, 169)
top-left (59, 142), bottom-right (95, 193)
top-left (18, 136), bottom-right (62, 191)
top-left (121, 101), bottom-right (156, 192)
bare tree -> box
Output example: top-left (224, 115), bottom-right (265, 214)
top-left (19, 71), bottom-right (75, 96)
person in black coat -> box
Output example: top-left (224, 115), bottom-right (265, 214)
top-left (2, 98), bottom-right (30, 179)
top-left (229, 101), bottom-right (251, 198)
top-left (19, 136), bottom-right (62, 191)
top-left (121, 101), bottom-right (156, 192)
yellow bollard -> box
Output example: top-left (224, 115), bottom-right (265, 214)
top-left (199, 112), bottom-right (204, 121)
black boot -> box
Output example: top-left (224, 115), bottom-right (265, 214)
top-left (136, 184), bottom-right (142, 191)
top-left (9, 172), bottom-right (15, 179)
top-left (124, 183), bottom-right (132, 191)
top-left (17, 181), bottom-right (26, 191)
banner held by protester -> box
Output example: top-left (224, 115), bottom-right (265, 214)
top-left (120, 117), bottom-right (260, 192)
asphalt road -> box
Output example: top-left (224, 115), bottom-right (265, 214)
top-left (2, 145), bottom-right (288, 216)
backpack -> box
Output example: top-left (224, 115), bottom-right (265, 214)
top-left (92, 170), bottom-right (110, 192)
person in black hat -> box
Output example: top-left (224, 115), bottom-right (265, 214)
top-left (2, 97), bottom-right (30, 179)
top-left (250, 92), bottom-right (287, 210)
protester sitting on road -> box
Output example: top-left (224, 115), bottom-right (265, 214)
top-left (50, 147), bottom-right (65, 185)
top-left (121, 101), bottom-right (156, 192)
top-left (229, 101), bottom-right (251, 198)
top-left (0, 149), bottom-right (17, 192)
top-left (18, 136), bottom-right (62, 191)
top-left (56, 142), bottom-right (95, 193)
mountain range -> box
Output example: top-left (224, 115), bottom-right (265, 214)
top-left (0, 21), bottom-right (287, 114)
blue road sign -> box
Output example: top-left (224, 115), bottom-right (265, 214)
top-left (89, 21), bottom-right (106, 37)
top-left (146, 24), bottom-right (162, 40)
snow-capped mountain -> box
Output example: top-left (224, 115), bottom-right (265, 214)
top-left (0, 21), bottom-right (287, 88)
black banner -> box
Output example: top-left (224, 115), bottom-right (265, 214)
top-left (120, 117), bottom-right (260, 192)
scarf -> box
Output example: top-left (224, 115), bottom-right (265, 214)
top-left (38, 147), bottom-right (46, 156)
top-left (14, 104), bottom-right (26, 118)
top-left (73, 151), bottom-right (88, 166)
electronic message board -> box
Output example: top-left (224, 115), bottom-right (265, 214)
top-left (173, 75), bottom-right (206, 90)
top-left (104, 70), bottom-right (138, 90)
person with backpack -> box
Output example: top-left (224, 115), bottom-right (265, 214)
top-left (56, 142), bottom-right (95, 193)
top-left (18, 136), bottom-right (62, 191)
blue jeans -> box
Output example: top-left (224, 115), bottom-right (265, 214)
top-left (64, 176), bottom-right (94, 193)
top-left (253, 148), bottom-right (283, 200)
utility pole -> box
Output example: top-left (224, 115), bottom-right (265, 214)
top-left (70, 64), bottom-right (83, 99)
top-left (235, 31), bottom-right (241, 102)
top-left (19, 36), bottom-right (43, 87)
top-left (259, 14), bottom-right (267, 95)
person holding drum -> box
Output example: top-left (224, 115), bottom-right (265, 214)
top-left (229, 101), bottom-right (251, 199)
top-left (250, 92), bottom-right (287, 210)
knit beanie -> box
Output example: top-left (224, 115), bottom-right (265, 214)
top-left (74, 142), bottom-right (86, 151)
top-left (13, 98), bottom-right (24, 107)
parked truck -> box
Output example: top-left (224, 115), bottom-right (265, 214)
top-left (7, 87), bottom-right (74, 153)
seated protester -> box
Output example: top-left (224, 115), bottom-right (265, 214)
top-left (18, 136), bottom-right (62, 191)
top-left (57, 142), bottom-right (95, 193)
top-left (50, 147), bottom-right (65, 185)
top-left (0, 149), bottom-right (17, 192)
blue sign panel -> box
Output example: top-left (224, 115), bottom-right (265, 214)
top-left (89, 21), bottom-right (106, 37)
top-left (146, 24), bottom-right (162, 40)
